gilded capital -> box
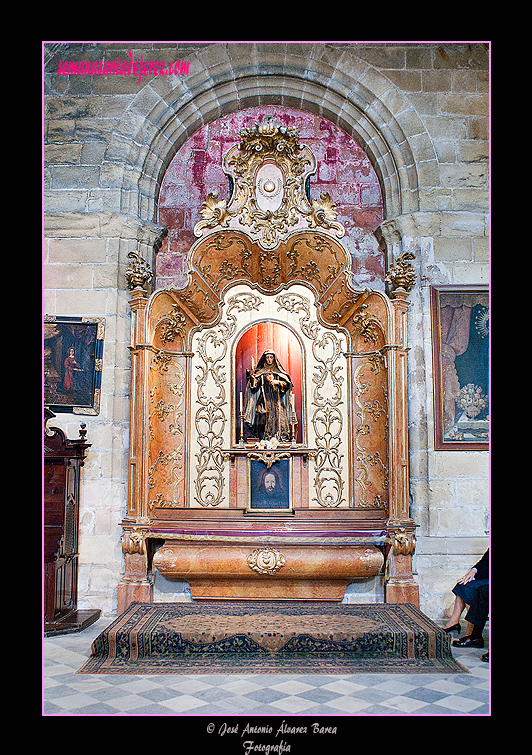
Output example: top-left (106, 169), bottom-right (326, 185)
top-left (125, 250), bottom-right (153, 291)
top-left (385, 251), bottom-right (416, 295)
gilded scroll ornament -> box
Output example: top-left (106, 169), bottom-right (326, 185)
top-left (194, 293), bottom-right (263, 506)
top-left (276, 292), bottom-right (345, 508)
top-left (155, 303), bottom-right (186, 345)
top-left (193, 117), bottom-right (345, 250)
top-left (247, 546), bottom-right (286, 575)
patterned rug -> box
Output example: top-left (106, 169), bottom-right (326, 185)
top-left (78, 601), bottom-right (467, 674)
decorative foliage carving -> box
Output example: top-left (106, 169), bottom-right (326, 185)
top-left (147, 356), bottom-right (186, 513)
top-left (351, 304), bottom-right (382, 344)
top-left (308, 192), bottom-right (344, 237)
top-left (258, 248), bottom-right (282, 287)
top-left (193, 117), bottom-right (344, 250)
top-left (193, 191), bottom-right (230, 234)
top-left (155, 303), bottom-right (186, 345)
top-left (194, 293), bottom-right (262, 506)
top-left (247, 451), bottom-right (291, 469)
top-left (196, 233), bottom-right (252, 293)
top-left (276, 292), bottom-right (345, 508)
top-left (353, 356), bottom-right (389, 508)
top-left (286, 235), bottom-right (345, 294)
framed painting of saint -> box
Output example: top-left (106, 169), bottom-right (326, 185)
top-left (247, 457), bottom-right (293, 512)
top-left (430, 286), bottom-right (489, 450)
top-left (44, 316), bottom-right (105, 415)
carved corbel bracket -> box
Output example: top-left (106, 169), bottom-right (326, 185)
top-left (391, 526), bottom-right (417, 556)
top-left (247, 450), bottom-right (292, 469)
top-left (121, 527), bottom-right (148, 556)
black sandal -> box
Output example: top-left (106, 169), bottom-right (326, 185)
top-left (443, 623), bottom-right (461, 633)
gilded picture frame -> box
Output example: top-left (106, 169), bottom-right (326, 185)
top-left (430, 286), bottom-right (489, 450)
top-left (44, 315), bottom-right (105, 415)
top-left (246, 456), bottom-right (293, 512)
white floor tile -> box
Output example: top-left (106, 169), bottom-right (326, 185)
top-left (321, 679), bottom-right (367, 694)
top-left (219, 679), bottom-right (263, 694)
top-left (269, 680), bottom-right (316, 695)
top-left (380, 695), bottom-right (430, 713)
top-left (433, 695), bottom-right (485, 713)
top-left (50, 693), bottom-right (99, 711)
top-left (159, 695), bottom-right (210, 713)
top-left (324, 695), bottom-right (372, 713)
top-left (372, 679), bottom-right (418, 694)
top-left (270, 695), bottom-right (318, 713)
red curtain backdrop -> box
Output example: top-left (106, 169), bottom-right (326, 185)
top-left (440, 305), bottom-right (472, 432)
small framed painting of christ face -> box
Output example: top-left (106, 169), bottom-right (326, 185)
top-left (247, 457), bottom-right (292, 512)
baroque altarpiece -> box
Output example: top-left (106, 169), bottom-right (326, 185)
top-left (119, 118), bottom-right (418, 612)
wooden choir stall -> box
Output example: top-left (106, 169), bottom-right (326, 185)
top-left (44, 409), bottom-right (101, 635)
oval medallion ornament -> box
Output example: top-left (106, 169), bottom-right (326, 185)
top-left (247, 546), bottom-right (286, 575)
top-left (255, 163), bottom-right (284, 213)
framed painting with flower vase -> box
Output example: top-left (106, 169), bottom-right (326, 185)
top-left (430, 285), bottom-right (489, 450)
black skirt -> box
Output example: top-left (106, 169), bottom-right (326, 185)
top-left (452, 578), bottom-right (489, 605)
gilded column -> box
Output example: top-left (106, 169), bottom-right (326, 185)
top-left (117, 251), bottom-right (154, 614)
top-left (384, 253), bottom-right (419, 606)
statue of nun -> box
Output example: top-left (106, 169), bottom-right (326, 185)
top-left (243, 350), bottom-right (293, 441)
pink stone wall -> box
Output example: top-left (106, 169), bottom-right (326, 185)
top-left (156, 107), bottom-right (384, 290)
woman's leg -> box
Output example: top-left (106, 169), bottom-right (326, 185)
top-left (443, 595), bottom-right (466, 628)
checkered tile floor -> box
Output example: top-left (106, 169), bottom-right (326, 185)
top-left (43, 616), bottom-right (490, 716)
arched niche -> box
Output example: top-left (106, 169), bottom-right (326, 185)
top-left (234, 321), bottom-right (304, 445)
top-left (155, 107), bottom-right (386, 293)
top-left (120, 115), bottom-right (419, 610)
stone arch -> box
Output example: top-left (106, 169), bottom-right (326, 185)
top-left (103, 45), bottom-right (434, 230)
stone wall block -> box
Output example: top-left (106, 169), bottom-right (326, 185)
top-left (44, 189), bottom-right (88, 213)
top-left (48, 237), bottom-right (107, 263)
top-left (440, 210), bottom-right (488, 236)
top-left (439, 162), bottom-right (488, 189)
top-left (43, 262), bottom-right (93, 290)
top-left (432, 451), bottom-right (488, 480)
